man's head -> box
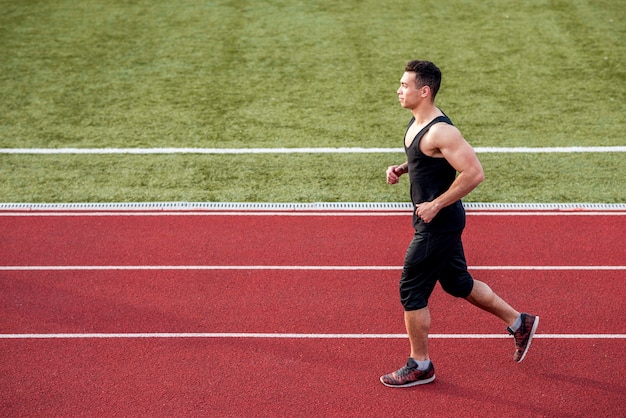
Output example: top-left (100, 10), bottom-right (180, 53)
top-left (403, 60), bottom-right (441, 102)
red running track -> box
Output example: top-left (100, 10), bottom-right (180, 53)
top-left (1, 209), bottom-right (625, 416)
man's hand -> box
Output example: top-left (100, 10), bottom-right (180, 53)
top-left (415, 201), bottom-right (441, 223)
top-left (386, 164), bottom-right (407, 184)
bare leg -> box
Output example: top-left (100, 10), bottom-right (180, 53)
top-left (404, 307), bottom-right (431, 361)
top-left (465, 279), bottom-right (519, 326)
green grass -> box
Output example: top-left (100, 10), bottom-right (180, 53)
top-left (1, 153), bottom-right (623, 203)
top-left (1, 0), bottom-right (624, 203)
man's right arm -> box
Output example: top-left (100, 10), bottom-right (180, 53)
top-left (386, 163), bottom-right (408, 184)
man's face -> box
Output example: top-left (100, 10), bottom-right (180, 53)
top-left (397, 71), bottom-right (425, 109)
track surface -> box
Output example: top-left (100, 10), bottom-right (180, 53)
top-left (1, 208), bottom-right (625, 417)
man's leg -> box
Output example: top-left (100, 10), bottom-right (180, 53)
top-left (464, 279), bottom-right (519, 327)
top-left (380, 306), bottom-right (436, 388)
top-left (399, 231), bottom-right (438, 359)
top-left (380, 232), bottom-right (438, 387)
top-left (405, 307), bottom-right (431, 361)
top-left (440, 235), bottom-right (539, 358)
top-left (439, 236), bottom-right (518, 327)
top-left (465, 279), bottom-right (539, 362)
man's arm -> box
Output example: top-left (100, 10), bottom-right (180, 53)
top-left (416, 124), bottom-right (484, 223)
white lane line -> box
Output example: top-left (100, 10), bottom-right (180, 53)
top-left (0, 265), bottom-right (624, 271)
top-left (1, 211), bottom-right (625, 217)
top-left (0, 333), bottom-right (623, 339)
top-left (1, 146), bottom-right (625, 154)
top-left (0, 211), bottom-right (413, 217)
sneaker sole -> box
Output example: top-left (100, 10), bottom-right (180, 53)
top-left (379, 374), bottom-right (436, 388)
top-left (517, 315), bottom-right (539, 363)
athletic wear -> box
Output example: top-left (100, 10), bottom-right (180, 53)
top-left (400, 114), bottom-right (474, 311)
top-left (400, 230), bottom-right (474, 310)
top-left (380, 358), bottom-right (436, 387)
top-left (404, 115), bottom-right (465, 232)
top-left (507, 313), bottom-right (539, 362)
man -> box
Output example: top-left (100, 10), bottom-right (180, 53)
top-left (380, 60), bottom-right (539, 388)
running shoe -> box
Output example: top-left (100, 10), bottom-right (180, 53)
top-left (380, 358), bottom-right (435, 387)
top-left (507, 313), bottom-right (539, 362)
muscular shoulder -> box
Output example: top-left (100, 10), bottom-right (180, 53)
top-left (419, 122), bottom-right (466, 158)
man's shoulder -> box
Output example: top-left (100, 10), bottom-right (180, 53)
top-left (425, 122), bottom-right (464, 145)
top-left (419, 120), bottom-right (473, 158)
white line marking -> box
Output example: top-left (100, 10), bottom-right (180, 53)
top-left (0, 265), bottom-right (400, 271)
top-left (466, 212), bottom-right (626, 216)
top-left (475, 146), bottom-right (626, 153)
top-left (1, 265), bottom-right (624, 271)
top-left (471, 266), bottom-right (626, 271)
top-left (0, 333), bottom-right (623, 339)
top-left (0, 211), bottom-right (413, 217)
top-left (1, 146), bottom-right (625, 154)
top-left (1, 211), bottom-right (626, 217)
top-left (1, 147), bottom-right (404, 154)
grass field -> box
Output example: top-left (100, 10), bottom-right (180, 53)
top-left (1, 0), bottom-right (624, 203)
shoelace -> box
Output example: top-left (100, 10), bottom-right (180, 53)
top-left (397, 363), bottom-right (418, 377)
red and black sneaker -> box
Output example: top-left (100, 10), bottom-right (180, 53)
top-left (507, 313), bottom-right (539, 362)
top-left (380, 358), bottom-right (435, 388)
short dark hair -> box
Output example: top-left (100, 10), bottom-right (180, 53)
top-left (404, 60), bottom-right (441, 100)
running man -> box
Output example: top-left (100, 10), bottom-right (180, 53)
top-left (380, 60), bottom-right (539, 388)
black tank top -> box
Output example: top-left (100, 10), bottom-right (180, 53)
top-left (404, 115), bottom-right (465, 232)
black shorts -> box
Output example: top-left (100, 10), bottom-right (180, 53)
top-left (400, 230), bottom-right (474, 311)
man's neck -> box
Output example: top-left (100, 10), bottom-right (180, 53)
top-left (411, 104), bottom-right (442, 126)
